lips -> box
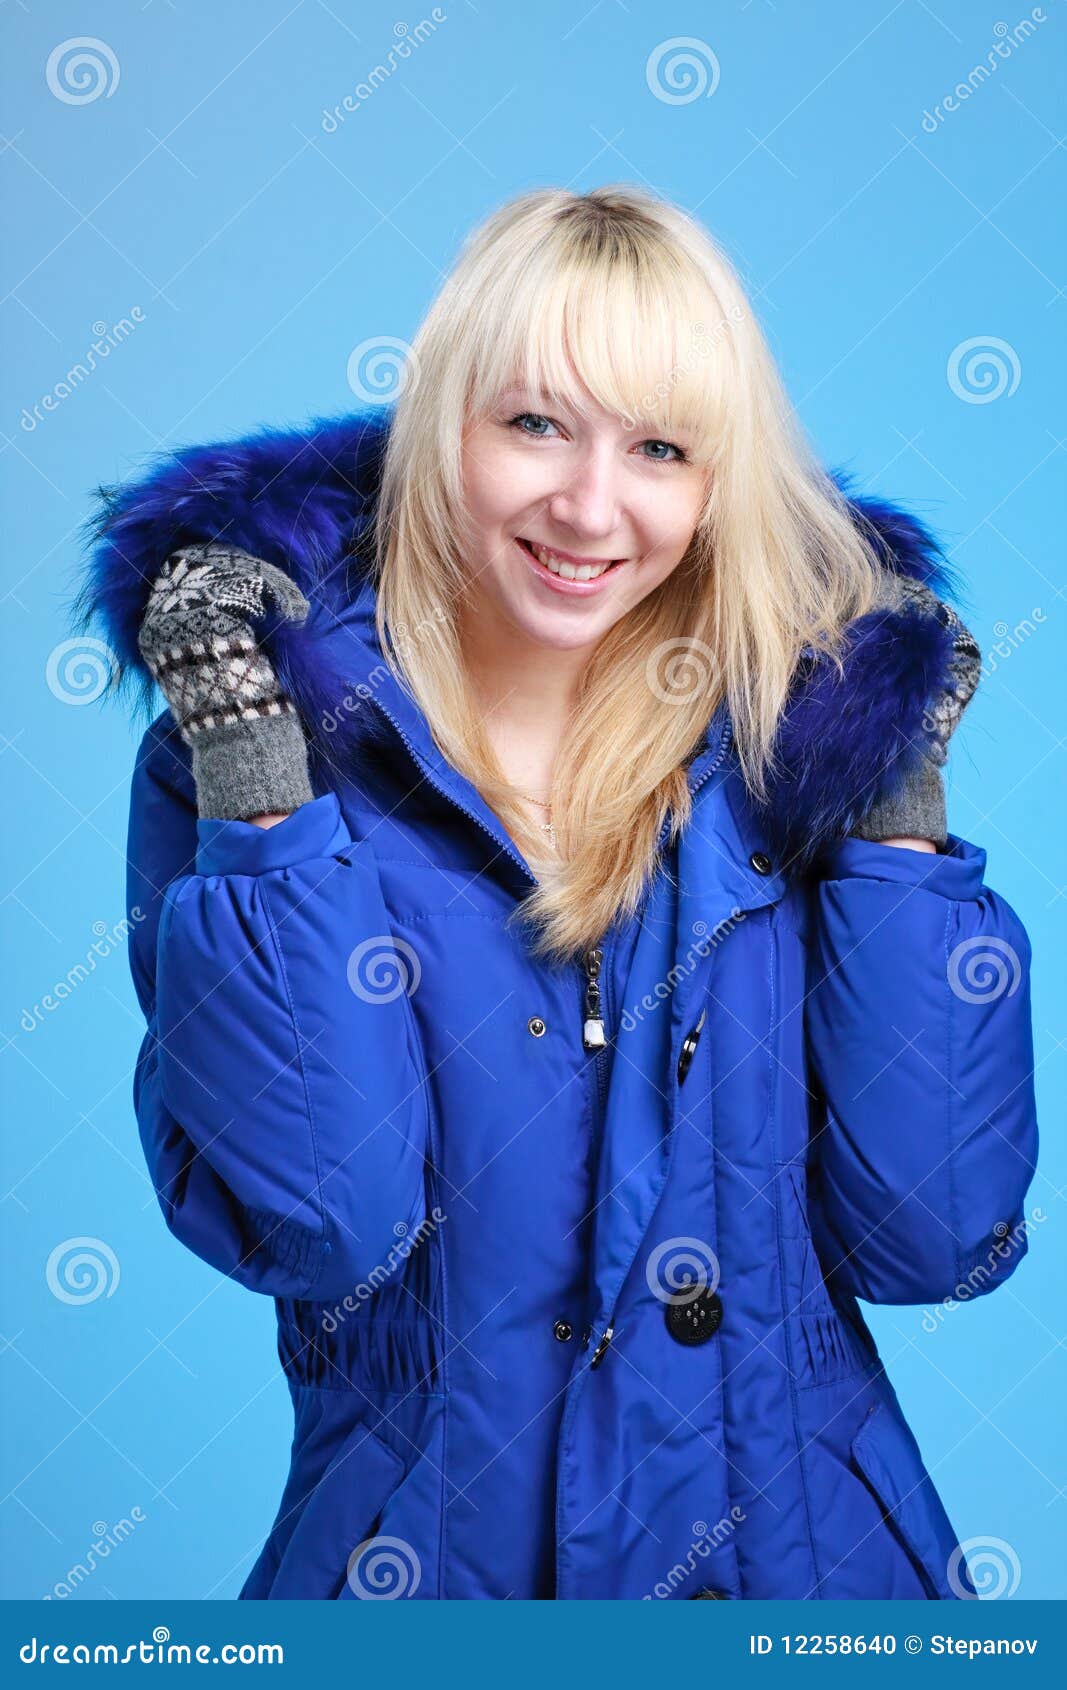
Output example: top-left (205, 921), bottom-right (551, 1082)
top-left (517, 537), bottom-right (625, 575)
top-left (515, 536), bottom-right (629, 598)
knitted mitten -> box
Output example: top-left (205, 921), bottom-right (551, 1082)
top-left (137, 542), bottom-right (315, 822)
top-left (851, 576), bottom-right (981, 847)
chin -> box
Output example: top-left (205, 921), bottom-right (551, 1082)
top-left (514, 604), bottom-right (616, 650)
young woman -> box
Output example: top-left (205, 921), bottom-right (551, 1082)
top-left (77, 185), bottom-right (1038, 1601)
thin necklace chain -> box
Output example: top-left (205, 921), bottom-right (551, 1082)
top-left (513, 789), bottom-right (557, 851)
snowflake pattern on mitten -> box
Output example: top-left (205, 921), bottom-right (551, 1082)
top-left (137, 544), bottom-right (309, 741)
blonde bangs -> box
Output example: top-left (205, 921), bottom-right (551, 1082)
top-left (463, 220), bottom-right (737, 470)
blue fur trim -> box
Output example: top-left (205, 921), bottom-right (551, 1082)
top-left (755, 589), bottom-right (958, 871)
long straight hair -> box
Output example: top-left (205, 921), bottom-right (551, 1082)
top-left (371, 185), bottom-right (883, 963)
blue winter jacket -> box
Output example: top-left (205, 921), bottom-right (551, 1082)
top-left (80, 408), bottom-right (1039, 1601)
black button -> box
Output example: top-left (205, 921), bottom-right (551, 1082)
top-left (665, 1284), bottom-right (723, 1346)
top-left (691, 1588), bottom-right (729, 1599)
top-left (528, 1016), bottom-right (547, 1038)
top-left (749, 851), bottom-right (773, 876)
top-left (552, 1319), bottom-right (573, 1342)
top-left (677, 1006), bottom-right (706, 1085)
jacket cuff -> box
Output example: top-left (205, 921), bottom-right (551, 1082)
top-left (194, 791), bottom-right (352, 876)
top-left (818, 832), bottom-right (988, 901)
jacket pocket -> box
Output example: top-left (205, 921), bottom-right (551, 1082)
top-left (265, 1413), bottom-right (407, 1599)
top-left (850, 1401), bottom-right (974, 1600)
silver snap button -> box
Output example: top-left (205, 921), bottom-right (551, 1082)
top-left (528, 1016), bottom-right (547, 1037)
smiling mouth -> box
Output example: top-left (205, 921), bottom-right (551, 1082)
top-left (517, 537), bottom-right (627, 581)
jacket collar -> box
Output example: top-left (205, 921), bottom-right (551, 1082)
top-left (77, 405), bottom-right (962, 873)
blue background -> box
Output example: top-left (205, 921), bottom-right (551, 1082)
top-left (2, 0), bottom-right (1063, 1602)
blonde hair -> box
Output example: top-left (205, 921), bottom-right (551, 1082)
top-left (369, 184), bottom-right (882, 963)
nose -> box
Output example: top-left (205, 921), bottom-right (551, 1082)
top-left (545, 440), bottom-right (621, 540)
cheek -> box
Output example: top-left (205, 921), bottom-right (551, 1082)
top-left (634, 477), bottom-right (696, 536)
top-left (642, 490), bottom-right (704, 570)
top-left (463, 444), bottom-right (537, 537)
top-left (461, 432), bottom-right (506, 521)
top-left (641, 527), bottom-right (695, 579)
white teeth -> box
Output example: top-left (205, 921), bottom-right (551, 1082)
top-left (529, 542), bottom-right (615, 581)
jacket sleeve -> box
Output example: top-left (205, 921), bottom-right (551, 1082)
top-left (127, 715), bottom-right (431, 1301)
top-left (804, 832), bottom-right (1039, 1306)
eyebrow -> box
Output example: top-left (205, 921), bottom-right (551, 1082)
top-left (494, 385), bottom-right (611, 418)
top-left (493, 385), bottom-right (697, 443)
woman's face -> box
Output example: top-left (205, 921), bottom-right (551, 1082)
top-left (458, 383), bottom-right (709, 653)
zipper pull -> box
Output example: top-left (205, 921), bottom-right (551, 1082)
top-left (582, 944), bottom-right (606, 1050)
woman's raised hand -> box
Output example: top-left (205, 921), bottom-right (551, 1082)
top-left (137, 542), bottom-right (315, 823)
top-left (850, 577), bottom-right (981, 848)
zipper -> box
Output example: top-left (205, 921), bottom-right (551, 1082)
top-left (367, 688), bottom-right (627, 1374)
top-left (364, 693), bottom-right (539, 890)
top-left (579, 713), bottom-right (732, 1056)
top-left (694, 711), bottom-right (734, 801)
top-left (580, 939), bottom-right (614, 1132)
top-left (655, 710), bottom-right (735, 851)
top-left (582, 710), bottom-right (734, 1376)
top-left (581, 943), bottom-right (607, 1053)
top-left (579, 934), bottom-right (615, 1366)
top-left (366, 688), bottom-right (614, 1132)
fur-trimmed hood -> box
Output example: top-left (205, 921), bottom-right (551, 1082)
top-left (72, 406), bottom-right (967, 871)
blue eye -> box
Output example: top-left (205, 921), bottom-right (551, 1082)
top-left (640, 439), bottom-right (689, 464)
top-left (507, 413), bottom-right (689, 463)
top-left (508, 412), bottom-right (558, 438)
top-left (510, 407), bottom-right (558, 436)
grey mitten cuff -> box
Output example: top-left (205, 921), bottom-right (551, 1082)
top-left (851, 578), bottom-right (981, 849)
top-left (190, 713), bottom-right (315, 825)
top-left (850, 757), bottom-right (948, 847)
top-left (137, 543), bottom-right (315, 822)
